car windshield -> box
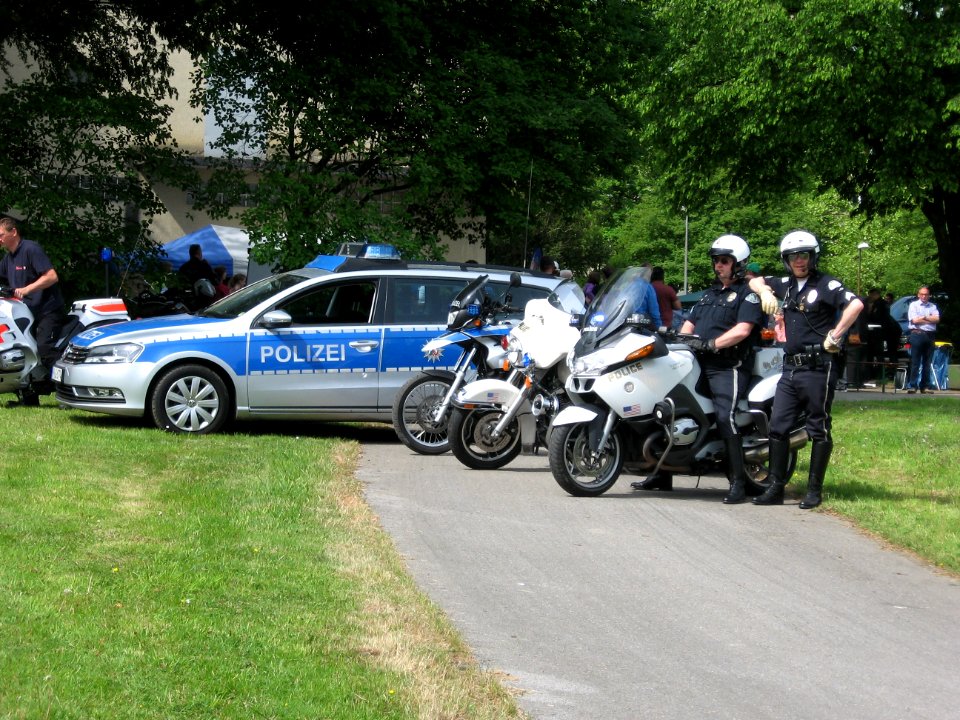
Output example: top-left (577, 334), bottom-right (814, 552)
top-left (200, 270), bottom-right (323, 318)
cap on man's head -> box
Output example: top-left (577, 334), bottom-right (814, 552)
top-left (745, 262), bottom-right (761, 274)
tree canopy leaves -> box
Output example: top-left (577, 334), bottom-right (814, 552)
top-left (638, 0), bottom-right (960, 310)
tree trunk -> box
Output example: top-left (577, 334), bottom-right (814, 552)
top-left (920, 189), bottom-right (959, 344)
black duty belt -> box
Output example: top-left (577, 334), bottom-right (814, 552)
top-left (784, 352), bottom-right (828, 368)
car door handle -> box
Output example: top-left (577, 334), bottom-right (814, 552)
top-left (349, 340), bottom-right (380, 352)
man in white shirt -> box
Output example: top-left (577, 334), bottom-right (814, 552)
top-left (905, 286), bottom-right (941, 393)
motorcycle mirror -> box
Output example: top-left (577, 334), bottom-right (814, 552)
top-left (509, 272), bottom-right (522, 288)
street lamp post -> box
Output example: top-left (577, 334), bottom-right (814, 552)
top-left (857, 242), bottom-right (869, 296)
top-left (682, 206), bottom-right (689, 294)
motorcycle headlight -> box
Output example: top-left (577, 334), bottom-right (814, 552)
top-left (504, 336), bottom-right (524, 367)
top-left (84, 343), bottom-right (143, 364)
top-left (570, 352), bottom-right (610, 376)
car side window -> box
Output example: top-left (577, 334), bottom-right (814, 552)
top-left (279, 280), bottom-right (377, 325)
top-left (388, 278), bottom-right (465, 324)
top-left (488, 282), bottom-right (551, 313)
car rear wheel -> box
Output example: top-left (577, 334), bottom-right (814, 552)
top-left (150, 364), bottom-right (230, 434)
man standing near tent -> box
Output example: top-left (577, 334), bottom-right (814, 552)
top-left (178, 243), bottom-right (217, 307)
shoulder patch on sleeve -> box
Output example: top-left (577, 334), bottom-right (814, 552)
top-left (827, 280), bottom-right (842, 291)
top-left (844, 291), bottom-right (856, 302)
top-left (745, 292), bottom-right (760, 304)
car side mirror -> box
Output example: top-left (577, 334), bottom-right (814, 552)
top-left (260, 309), bottom-right (292, 329)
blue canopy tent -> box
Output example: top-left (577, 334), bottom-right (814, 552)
top-left (161, 225), bottom-right (252, 277)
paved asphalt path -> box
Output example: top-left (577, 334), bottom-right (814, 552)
top-left (357, 395), bottom-right (958, 720)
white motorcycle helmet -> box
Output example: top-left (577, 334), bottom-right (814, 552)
top-left (708, 234), bottom-right (751, 278)
top-left (779, 230), bottom-right (820, 272)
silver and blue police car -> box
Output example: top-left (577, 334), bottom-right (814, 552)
top-left (53, 258), bottom-right (561, 434)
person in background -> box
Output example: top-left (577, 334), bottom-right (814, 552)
top-left (633, 264), bottom-right (662, 327)
top-left (539, 256), bottom-right (560, 276)
top-left (905, 286), bottom-right (941, 394)
top-left (864, 288), bottom-right (900, 378)
top-left (583, 270), bottom-right (603, 304)
top-left (745, 262), bottom-right (762, 279)
top-left (651, 266), bottom-right (681, 330)
top-left (749, 230), bottom-right (864, 509)
top-left (0, 216), bottom-right (65, 403)
top-left (178, 243), bottom-right (217, 289)
top-left (213, 266), bottom-right (230, 300)
top-left (227, 273), bottom-right (247, 293)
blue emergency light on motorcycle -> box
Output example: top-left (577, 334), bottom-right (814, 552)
top-left (467, 303), bottom-right (481, 316)
top-left (100, 248), bottom-right (113, 262)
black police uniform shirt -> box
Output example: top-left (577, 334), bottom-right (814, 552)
top-left (0, 237), bottom-right (64, 316)
top-left (688, 279), bottom-right (763, 365)
top-left (764, 270), bottom-right (858, 356)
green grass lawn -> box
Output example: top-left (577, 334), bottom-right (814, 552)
top-left (806, 399), bottom-right (959, 574)
top-left (1, 397), bottom-right (956, 718)
top-left (0, 402), bottom-right (522, 719)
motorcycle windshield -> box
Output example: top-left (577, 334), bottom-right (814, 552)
top-left (447, 275), bottom-right (490, 329)
top-left (576, 266), bottom-right (654, 351)
top-left (546, 279), bottom-right (587, 316)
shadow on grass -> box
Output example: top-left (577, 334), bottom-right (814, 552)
top-left (62, 409), bottom-right (401, 445)
top-left (829, 478), bottom-right (959, 506)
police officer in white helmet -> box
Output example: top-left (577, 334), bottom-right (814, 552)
top-left (633, 234), bottom-right (763, 503)
top-left (748, 230), bottom-right (864, 508)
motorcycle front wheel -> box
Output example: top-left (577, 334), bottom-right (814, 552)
top-left (448, 406), bottom-right (522, 470)
top-left (391, 374), bottom-right (454, 455)
top-left (549, 423), bottom-right (625, 496)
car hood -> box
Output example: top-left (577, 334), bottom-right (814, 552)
top-left (70, 313), bottom-right (233, 348)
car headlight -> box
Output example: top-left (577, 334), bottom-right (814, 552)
top-left (84, 343), bottom-right (143, 364)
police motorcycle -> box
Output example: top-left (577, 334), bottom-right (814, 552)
top-left (391, 274), bottom-right (524, 455)
top-left (548, 267), bottom-right (807, 497)
top-left (0, 287), bottom-right (130, 404)
top-left (446, 278), bottom-right (585, 470)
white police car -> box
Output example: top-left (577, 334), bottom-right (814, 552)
top-left (53, 258), bottom-right (561, 434)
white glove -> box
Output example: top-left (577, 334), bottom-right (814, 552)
top-left (759, 288), bottom-right (779, 315)
top-left (823, 331), bottom-right (841, 353)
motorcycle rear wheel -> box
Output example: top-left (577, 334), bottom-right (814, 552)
top-left (448, 407), bottom-right (522, 470)
top-left (549, 423), bottom-right (625, 496)
top-left (391, 374), bottom-right (454, 455)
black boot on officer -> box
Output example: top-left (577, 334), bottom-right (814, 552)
top-left (752, 436), bottom-right (791, 505)
top-left (631, 470), bottom-right (673, 491)
top-left (799, 440), bottom-right (832, 509)
top-left (722, 436), bottom-right (748, 504)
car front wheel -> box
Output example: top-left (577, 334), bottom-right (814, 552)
top-left (150, 364), bottom-right (230, 434)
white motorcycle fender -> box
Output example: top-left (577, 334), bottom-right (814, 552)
top-left (748, 372), bottom-right (781, 404)
top-left (456, 377), bottom-right (522, 405)
top-left (552, 404), bottom-right (599, 427)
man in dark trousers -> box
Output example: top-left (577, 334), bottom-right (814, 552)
top-left (633, 235), bottom-right (763, 503)
top-left (748, 230), bottom-right (864, 508)
top-left (0, 216), bottom-right (65, 403)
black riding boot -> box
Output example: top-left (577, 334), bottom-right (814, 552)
top-left (722, 436), bottom-right (747, 504)
top-left (631, 470), bottom-right (673, 491)
top-left (752, 437), bottom-right (791, 505)
top-left (799, 440), bottom-right (832, 510)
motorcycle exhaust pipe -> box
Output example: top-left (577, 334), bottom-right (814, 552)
top-left (744, 427), bottom-right (808, 463)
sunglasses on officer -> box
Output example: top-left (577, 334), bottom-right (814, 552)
top-left (712, 256), bottom-right (734, 266)
top-left (787, 251), bottom-right (811, 262)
